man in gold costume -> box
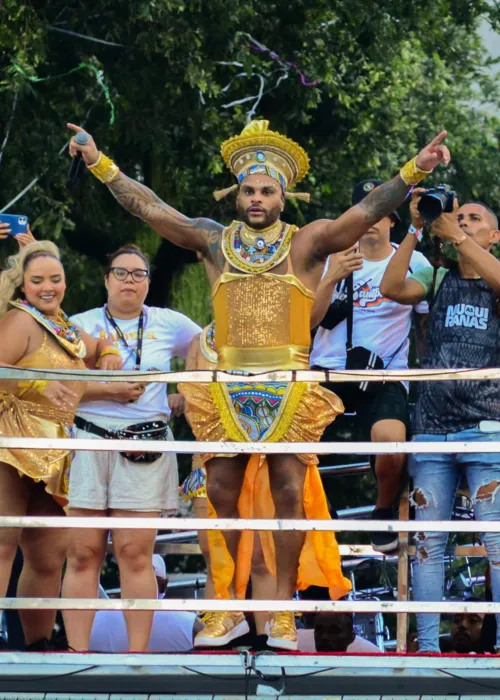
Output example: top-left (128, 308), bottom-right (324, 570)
top-left (68, 120), bottom-right (450, 650)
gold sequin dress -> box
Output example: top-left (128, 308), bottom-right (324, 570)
top-left (179, 223), bottom-right (343, 466)
top-left (0, 304), bottom-right (87, 505)
top-left (178, 222), bottom-right (350, 601)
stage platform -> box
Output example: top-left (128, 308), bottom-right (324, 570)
top-left (0, 651), bottom-right (499, 698)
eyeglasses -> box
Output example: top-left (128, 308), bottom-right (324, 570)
top-left (109, 267), bottom-right (149, 283)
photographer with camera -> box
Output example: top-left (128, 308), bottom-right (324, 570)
top-left (310, 179), bottom-right (432, 553)
top-left (380, 191), bottom-right (500, 652)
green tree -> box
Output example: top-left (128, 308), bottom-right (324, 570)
top-left (1, 0), bottom-right (500, 315)
top-left (2, 0), bottom-right (500, 529)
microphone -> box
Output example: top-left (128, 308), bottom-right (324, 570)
top-left (68, 131), bottom-right (90, 186)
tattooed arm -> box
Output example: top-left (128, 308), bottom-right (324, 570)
top-left (67, 123), bottom-right (225, 264)
top-left (297, 131), bottom-right (450, 262)
top-left (300, 174), bottom-right (411, 257)
top-left (105, 171), bottom-right (224, 257)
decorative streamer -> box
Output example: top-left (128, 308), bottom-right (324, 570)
top-left (244, 33), bottom-right (318, 87)
top-left (0, 84), bottom-right (108, 213)
top-left (215, 32), bottom-right (316, 121)
top-left (218, 62), bottom-right (289, 123)
top-left (43, 24), bottom-right (128, 48)
top-left (11, 62), bottom-right (115, 124)
top-left (0, 90), bottom-right (19, 169)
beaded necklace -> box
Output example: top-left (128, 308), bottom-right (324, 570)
top-left (222, 220), bottom-right (297, 274)
top-left (10, 300), bottom-right (86, 358)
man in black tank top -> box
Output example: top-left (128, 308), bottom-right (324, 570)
top-left (380, 197), bottom-right (500, 652)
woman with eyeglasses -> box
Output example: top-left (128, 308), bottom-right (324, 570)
top-left (0, 240), bottom-right (122, 650)
top-left (62, 244), bottom-right (201, 652)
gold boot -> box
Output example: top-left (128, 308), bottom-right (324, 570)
top-left (194, 611), bottom-right (250, 648)
top-left (266, 611), bottom-right (298, 651)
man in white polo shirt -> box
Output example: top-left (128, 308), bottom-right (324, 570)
top-left (311, 180), bottom-right (431, 552)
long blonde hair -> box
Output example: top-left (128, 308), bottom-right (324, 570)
top-left (0, 241), bottom-right (62, 317)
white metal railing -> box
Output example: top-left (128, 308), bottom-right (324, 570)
top-left (1, 363), bottom-right (498, 655)
top-left (2, 437), bottom-right (500, 454)
top-left (2, 366), bottom-right (500, 383)
top-left (0, 516), bottom-right (495, 532)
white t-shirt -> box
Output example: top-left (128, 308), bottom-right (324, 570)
top-left (310, 247), bottom-right (431, 371)
top-left (297, 628), bottom-right (383, 653)
top-left (89, 610), bottom-right (196, 652)
top-left (71, 305), bottom-right (201, 421)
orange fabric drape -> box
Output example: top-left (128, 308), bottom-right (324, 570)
top-left (207, 455), bottom-right (351, 601)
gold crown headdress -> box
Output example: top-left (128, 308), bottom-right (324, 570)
top-left (214, 120), bottom-right (311, 203)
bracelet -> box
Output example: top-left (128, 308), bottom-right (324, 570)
top-left (453, 234), bottom-right (468, 248)
top-left (400, 157), bottom-right (432, 186)
top-left (87, 152), bottom-right (120, 183)
top-left (18, 379), bottom-right (49, 394)
top-left (408, 224), bottom-right (423, 242)
top-left (96, 346), bottom-right (121, 368)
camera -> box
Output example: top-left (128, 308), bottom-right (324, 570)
top-left (417, 184), bottom-right (455, 223)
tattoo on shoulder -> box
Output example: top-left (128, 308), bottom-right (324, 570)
top-left (358, 175), bottom-right (410, 224)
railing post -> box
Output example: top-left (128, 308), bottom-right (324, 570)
top-left (396, 481), bottom-right (410, 652)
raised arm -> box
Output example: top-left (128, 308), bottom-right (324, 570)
top-left (432, 211), bottom-right (500, 296)
top-left (299, 132), bottom-right (450, 260)
top-left (67, 124), bottom-right (224, 263)
top-left (380, 188), bottom-right (428, 305)
top-left (310, 246), bottom-right (363, 327)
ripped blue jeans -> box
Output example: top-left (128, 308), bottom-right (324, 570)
top-left (409, 426), bottom-right (500, 652)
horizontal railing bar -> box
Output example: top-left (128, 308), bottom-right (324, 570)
top-left (2, 598), bottom-right (500, 614)
top-left (159, 543), bottom-right (488, 557)
top-left (107, 577), bottom-right (209, 596)
top-left (167, 577), bottom-right (208, 591)
top-left (156, 531), bottom-right (199, 543)
top-left (319, 462), bottom-right (370, 475)
top-left (0, 515), bottom-right (493, 532)
top-left (337, 506), bottom-right (374, 519)
top-left (2, 437), bottom-right (500, 454)
top-left (2, 367), bottom-right (500, 383)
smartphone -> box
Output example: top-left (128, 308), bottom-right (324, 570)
top-left (0, 214), bottom-right (29, 236)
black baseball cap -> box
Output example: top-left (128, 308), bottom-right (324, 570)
top-left (351, 179), bottom-right (401, 224)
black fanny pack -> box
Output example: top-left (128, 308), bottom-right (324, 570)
top-left (75, 416), bottom-right (168, 464)
top-left (345, 345), bottom-right (385, 392)
top-left (344, 273), bottom-right (404, 393)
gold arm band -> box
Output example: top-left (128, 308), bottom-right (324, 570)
top-left (87, 152), bottom-right (120, 183)
top-left (18, 379), bottom-right (49, 394)
top-left (399, 157), bottom-right (432, 186)
top-left (96, 346), bottom-right (121, 368)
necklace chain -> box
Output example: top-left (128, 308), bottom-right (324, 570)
top-left (239, 220), bottom-right (283, 246)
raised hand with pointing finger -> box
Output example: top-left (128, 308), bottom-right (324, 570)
top-left (414, 130), bottom-right (451, 171)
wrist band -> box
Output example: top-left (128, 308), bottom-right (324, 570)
top-left (453, 234), bottom-right (467, 248)
top-left (96, 346), bottom-right (122, 368)
top-left (408, 224), bottom-right (423, 242)
top-left (18, 379), bottom-right (49, 394)
top-left (400, 157), bottom-right (432, 186)
top-left (87, 152), bottom-right (120, 184)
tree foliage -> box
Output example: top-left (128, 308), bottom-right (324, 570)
top-left (1, 0), bottom-right (500, 317)
top-left (2, 0), bottom-right (500, 574)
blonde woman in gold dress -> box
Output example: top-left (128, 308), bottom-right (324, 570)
top-left (0, 241), bottom-right (121, 650)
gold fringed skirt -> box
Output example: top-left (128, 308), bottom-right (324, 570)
top-left (178, 380), bottom-right (343, 465)
top-left (178, 380), bottom-right (351, 600)
top-left (0, 392), bottom-right (72, 506)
